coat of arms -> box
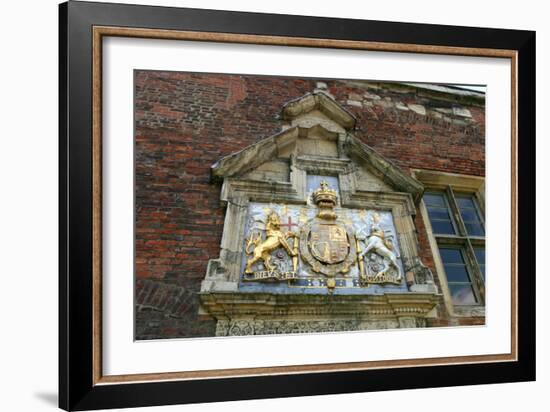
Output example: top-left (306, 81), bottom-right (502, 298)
top-left (299, 181), bottom-right (356, 276)
top-left (309, 224), bottom-right (348, 264)
top-left (240, 183), bottom-right (404, 289)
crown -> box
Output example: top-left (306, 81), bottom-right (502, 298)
top-left (312, 180), bottom-right (338, 206)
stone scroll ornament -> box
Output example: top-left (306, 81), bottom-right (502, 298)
top-left (243, 212), bottom-right (299, 282)
top-left (356, 213), bottom-right (402, 285)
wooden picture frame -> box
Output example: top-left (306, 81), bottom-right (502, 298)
top-left (59, 1), bottom-right (535, 410)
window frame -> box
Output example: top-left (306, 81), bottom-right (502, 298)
top-left (454, 192), bottom-right (486, 237)
top-left (412, 170), bottom-right (485, 316)
top-left (438, 246), bottom-right (479, 306)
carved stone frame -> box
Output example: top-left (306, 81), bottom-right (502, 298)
top-left (201, 116), bottom-right (440, 335)
top-left (203, 139), bottom-right (436, 294)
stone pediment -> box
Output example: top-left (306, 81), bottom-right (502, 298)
top-left (281, 91), bottom-right (356, 131)
top-left (211, 92), bottom-right (423, 202)
top-left (200, 91), bottom-right (438, 335)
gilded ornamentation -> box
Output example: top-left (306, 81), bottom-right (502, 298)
top-left (299, 181), bottom-right (356, 277)
top-left (244, 211), bottom-right (299, 279)
top-left (310, 225), bottom-right (348, 264)
top-left (240, 186), bottom-right (407, 287)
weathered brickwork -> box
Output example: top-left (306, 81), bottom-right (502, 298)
top-left (134, 71), bottom-right (485, 339)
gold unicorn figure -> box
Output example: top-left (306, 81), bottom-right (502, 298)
top-left (244, 212), bottom-right (298, 274)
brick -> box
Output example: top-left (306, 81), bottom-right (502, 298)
top-left (134, 71), bottom-right (485, 339)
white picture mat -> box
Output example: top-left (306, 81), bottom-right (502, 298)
top-left (102, 36), bottom-right (512, 377)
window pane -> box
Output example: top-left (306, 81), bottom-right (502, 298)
top-left (474, 248), bottom-right (485, 280)
top-left (456, 194), bottom-right (484, 237)
top-left (424, 193), bottom-right (446, 207)
top-left (431, 220), bottom-right (455, 235)
top-left (424, 193), bottom-right (457, 235)
top-left (465, 222), bottom-right (485, 236)
top-left (478, 265), bottom-right (485, 280)
top-left (428, 208), bottom-right (451, 221)
top-left (474, 247), bottom-right (485, 265)
top-left (444, 265), bottom-right (471, 282)
top-left (460, 209), bottom-right (480, 223)
top-left (474, 248), bottom-right (485, 263)
top-left (456, 196), bottom-right (476, 209)
top-left (449, 284), bottom-right (477, 305)
top-left (439, 248), bottom-right (464, 264)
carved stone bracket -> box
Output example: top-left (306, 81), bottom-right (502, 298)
top-left (404, 256), bottom-right (439, 293)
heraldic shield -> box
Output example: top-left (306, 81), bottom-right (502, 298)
top-left (300, 219), bottom-right (356, 276)
top-left (309, 223), bottom-right (349, 264)
top-left (299, 181), bottom-right (357, 276)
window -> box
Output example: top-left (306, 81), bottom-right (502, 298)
top-left (473, 247), bottom-right (485, 280)
top-left (456, 195), bottom-right (485, 236)
top-left (423, 189), bottom-right (485, 306)
top-left (424, 193), bottom-right (456, 235)
top-left (439, 248), bottom-right (477, 305)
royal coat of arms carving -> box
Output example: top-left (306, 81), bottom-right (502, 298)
top-left (241, 181), bottom-right (407, 288)
top-left (299, 181), bottom-right (356, 277)
top-left (200, 90), bottom-right (440, 336)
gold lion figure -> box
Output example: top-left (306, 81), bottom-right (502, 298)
top-left (244, 212), bottom-right (298, 274)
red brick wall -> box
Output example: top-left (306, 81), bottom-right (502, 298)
top-left (134, 71), bottom-right (485, 339)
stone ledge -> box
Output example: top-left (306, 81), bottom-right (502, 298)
top-left (201, 291), bottom-right (441, 336)
top-left (199, 290), bottom-right (440, 320)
